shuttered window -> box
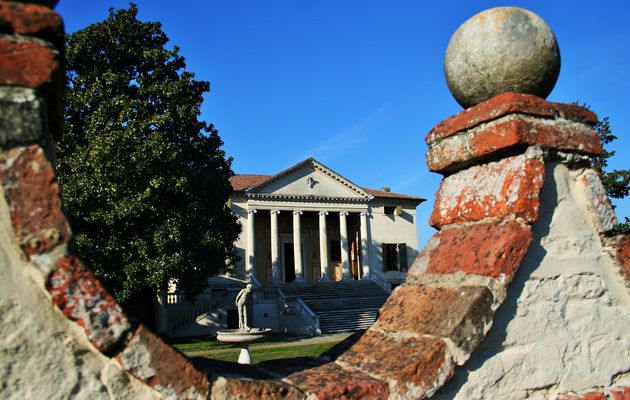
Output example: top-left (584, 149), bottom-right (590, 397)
top-left (398, 243), bottom-right (407, 271)
top-left (382, 243), bottom-right (408, 271)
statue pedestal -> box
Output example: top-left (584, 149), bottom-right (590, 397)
top-left (216, 328), bottom-right (271, 365)
top-left (238, 344), bottom-right (252, 364)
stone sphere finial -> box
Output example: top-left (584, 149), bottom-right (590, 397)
top-left (444, 7), bottom-right (560, 108)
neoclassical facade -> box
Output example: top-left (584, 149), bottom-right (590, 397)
top-left (229, 158), bottom-right (425, 286)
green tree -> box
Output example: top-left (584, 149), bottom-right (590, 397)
top-left (591, 115), bottom-right (630, 234)
top-left (57, 4), bottom-right (240, 312)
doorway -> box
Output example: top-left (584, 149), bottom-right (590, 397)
top-left (283, 243), bottom-right (296, 283)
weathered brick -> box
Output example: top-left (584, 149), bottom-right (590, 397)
top-left (116, 325), bottom-right (210, 400)
top-left (427, 92), bottom-right (597, 145)
top-left (374, 284), bottom-right (494, 357)
top-left (430, 153), bottom-right (545, 228)
top-left (609, 386), bottom-right (630, 400)
top-left (556, 391), bottom-right (606, 400)
top-left (287, 362), bottom-right (388, 400)
top-left (11, 0), bottom-right (58, 8)
top-left (338, 330), bottom-right (453, 399)
top-left (0, 145), bottom-right (70, 257)
top-left (45, 256), bottom-right (132, 353)
top-left (427, 117), bottom-right (601, 173)
top-left (473, 118), bottom-right (600, 155)
top-left (556, 386), bottom-right (630, 400)
top-left (0, 36), bottom-right (60, 88)
top-left (409, 220), bottom-right (532, 283)
top-left (212, 378), bottom-right (305, 400)
top-left (0, 1), bottom-right (63, 45)
top-left (557, 387), bottom-right (630, 400)
top-left (0, 87), bottom-right (45, 146)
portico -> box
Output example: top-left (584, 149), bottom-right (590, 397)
top-left (229, 158), bottom-right (425, 288)
top-left (243, 207), bottom-right (371, 283)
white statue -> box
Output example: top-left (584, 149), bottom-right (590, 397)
top-left (235, 284), bottom-right (253, 331)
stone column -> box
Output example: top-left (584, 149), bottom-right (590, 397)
top-left (293, 210), bottom-right (304, 282)
top-left (155, 291), bottom-right (169, 335)
top-left (360, 211), bottom-right (372, 278)
top-left (246, 209), bottom-right (256, 279)
top-left (339, 211), bottom-right (351, 279)
top-left (319, 211), bottom-right (330, 281)
top-left (270, 210), bottom-right (281, 283)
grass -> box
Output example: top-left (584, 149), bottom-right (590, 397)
top-left (206, 342), bottom-right (338, 364)
top-left (168, 335), bottom-right (298, 353)
top-left (167, 334), bottom-right (343, 364)
top-left (167, 336), bottom-right (236, 353)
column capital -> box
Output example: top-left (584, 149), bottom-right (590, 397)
top-left (293, 210), bottom-right (303, 216)
top-left (360, 211), bottom-right (371, 217)
top-left (270, 209), bottom-right (281, 215)
top-left (247, 209), bottom-right (257, 215)
top-left (319, 211), bottom-right (329, 217)
top-left (339, 211), bottom-right (349, 217)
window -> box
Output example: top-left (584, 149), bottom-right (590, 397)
top-left (382, 243), bottom-right (408, 272)
top-left (384, 206), bottom-right (402, 216)
top-left (383, 244), bottom-right (398, 271)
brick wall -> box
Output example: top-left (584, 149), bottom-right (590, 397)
top-left (1, 2), bottom-right (629, 399)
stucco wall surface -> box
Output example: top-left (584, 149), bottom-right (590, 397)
top-left (439, 161), bottom-right (630, 399)
top-left (0, 192), bottom-right (160, 400)
top-left (369, 202), bottom-right (419, 271)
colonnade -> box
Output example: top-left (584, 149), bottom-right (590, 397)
top-left (245, 209), bottom-right (371, 282)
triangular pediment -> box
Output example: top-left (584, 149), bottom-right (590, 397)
top-left (246, 158), bottom-right (372, 200)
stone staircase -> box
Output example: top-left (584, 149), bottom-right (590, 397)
top-left (280, 280), bottom-right (390, 333)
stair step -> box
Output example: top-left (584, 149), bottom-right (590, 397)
top-left (279, 280), bottom-right (390, 334)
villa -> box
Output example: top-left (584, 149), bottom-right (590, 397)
top-left (229, 157), bottom-right (425, 287)
top-left (158, 158), bottom-right (425, 336)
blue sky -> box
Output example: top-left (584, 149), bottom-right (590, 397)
top-left (57, 1), bottom-right (629, 247)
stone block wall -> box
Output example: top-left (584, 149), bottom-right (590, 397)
top-left (2, 2), bottom-right (630, 399)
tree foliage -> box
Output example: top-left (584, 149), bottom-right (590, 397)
top-left (591, 115), bottom-right (630, 234)
top-left (57, 4), bottom-right (240, 304)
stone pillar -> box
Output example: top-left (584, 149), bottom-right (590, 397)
top-left (319, 211), bottom-right (330, 281)
top-left (396, 92), bottom-right (613, 398)
top-left (360, 211), bottom-right (371, 278)
top-left (246, 209), bottom-right (257, 279)
top-left (293, 210), bottom-right (304, 282)
top-left (339, 211), bottom-right (350, 279)
top-left (155, 291), bottom-right (169, 335)
top-left (270, 210), bottom-right (281, 283)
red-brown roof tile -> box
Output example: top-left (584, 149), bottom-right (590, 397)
top-left (229, 174), bottom-right (270, 191)
top-left (364, 188), bottom-right (425, 202)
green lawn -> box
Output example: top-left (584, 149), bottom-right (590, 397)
top-left (206, 342), bottom-right (338, 364)
top-left (167, 335), bottom-right (342, 364)
top-left (168, 336), bottom-right (295, 353)
top-left (167, 336), bottom-right (236, 353)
